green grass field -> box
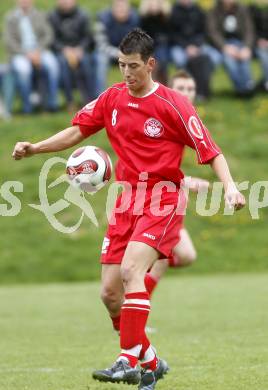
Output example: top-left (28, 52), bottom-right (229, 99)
top-left (1, 274), bottom-right (268, 390)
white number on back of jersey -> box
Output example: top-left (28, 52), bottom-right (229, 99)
top-left (112, 109), bottom-right (118, 126)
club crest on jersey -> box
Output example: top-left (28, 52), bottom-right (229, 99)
top-left (144, 118), bottom-right (164, 138)
top-left (188, 116), bottom-right (204, 139)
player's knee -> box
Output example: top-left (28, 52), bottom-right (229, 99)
top-left (120, 262), bottom-right (137, 286)
top-left (172, 246), bottom-right (197, 266)
top-left (180, 248), bottom-right (197, 265)
top-left (101, 284), bottom-right (120, 307)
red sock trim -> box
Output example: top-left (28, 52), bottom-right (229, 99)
top-left (125, 291), bottom-right (149, 300)
top-left (141, 355), bottom-right (158, 371)
top-left (111, 314), bottom-right (121, 331)
top-left (144, 274), bottom-right (158, 298)
top-left (119, 353), bottom-right (138, 368)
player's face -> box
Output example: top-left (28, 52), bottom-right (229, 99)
top-left (172, 78), bottom-right (196, 103)
top-left (118, 52), bottom-right (155, 95)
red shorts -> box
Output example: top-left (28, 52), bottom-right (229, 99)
top-left (101, 186), bottom-right (186, 264)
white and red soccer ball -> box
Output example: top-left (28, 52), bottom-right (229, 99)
top-left (66, 146), bottom-right (112, 193)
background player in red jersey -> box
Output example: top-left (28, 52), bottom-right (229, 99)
top-left (12, 29), bottom-right (245, 390)
top-left (144, 70), bottom-right (210, 298)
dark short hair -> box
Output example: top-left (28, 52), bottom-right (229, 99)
top-left (169, 70), bottom-right (195, 87)
top-left (119, 28), bottom-right (154, 62)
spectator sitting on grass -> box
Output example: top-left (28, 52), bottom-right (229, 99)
top-left (94, 0), bottom-right (140, 95)
top-left (207, 0), bottom-right (255, 97)
top-left (0, 64), bottom-right (14, 120)
top-left (48, 0), bottom-right (96, 111)
top-left (139, 0), bottom-right (171, 85)
top-left (168, 0), bottom-right (221, 100)
top-left (249, 0), bottom-right (268, 92)
top-left (3, 0), bottom-right (59, 113)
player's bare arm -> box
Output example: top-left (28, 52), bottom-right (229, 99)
top-left (210, 153), bottom-right (246, 210)
top-left (12, 125), bottom-right (83, 160)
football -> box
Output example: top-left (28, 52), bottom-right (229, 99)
top-left (66, 145), bottom-right (112, 193)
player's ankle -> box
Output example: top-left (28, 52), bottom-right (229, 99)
top-left (140, 355), bottom-right (158, 372)
top-left (119, 353), bottom-right (138, 368)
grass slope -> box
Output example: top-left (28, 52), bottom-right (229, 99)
top-left (0, 274), bottom-right (268, 390)
top-left (1, 66), bottom-right (268, 282)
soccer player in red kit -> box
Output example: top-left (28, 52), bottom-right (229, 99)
top-left (13, 29), bottom-right (245, 389)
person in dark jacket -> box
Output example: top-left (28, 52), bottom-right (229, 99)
top-left (94, 0), bottom-right (140, 95)
top-left (169, 0), bottom-right (221, 99)
top-left (249, 1), bottom-right (268, 91)
top-left (48, 0), bottom-right (96, 109)
top-left (207, 0), bottom-right (255, 96)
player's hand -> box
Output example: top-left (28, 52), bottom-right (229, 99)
top-left (12, 142), bottom-right (36, 160)
top-left (224, 188), bottom-right (246, 211)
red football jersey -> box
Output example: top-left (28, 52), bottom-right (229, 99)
top-left (72, 82), bottom-right (221, 187)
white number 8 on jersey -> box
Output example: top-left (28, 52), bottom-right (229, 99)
top-left (112, 109), bottom-right (118, 126)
